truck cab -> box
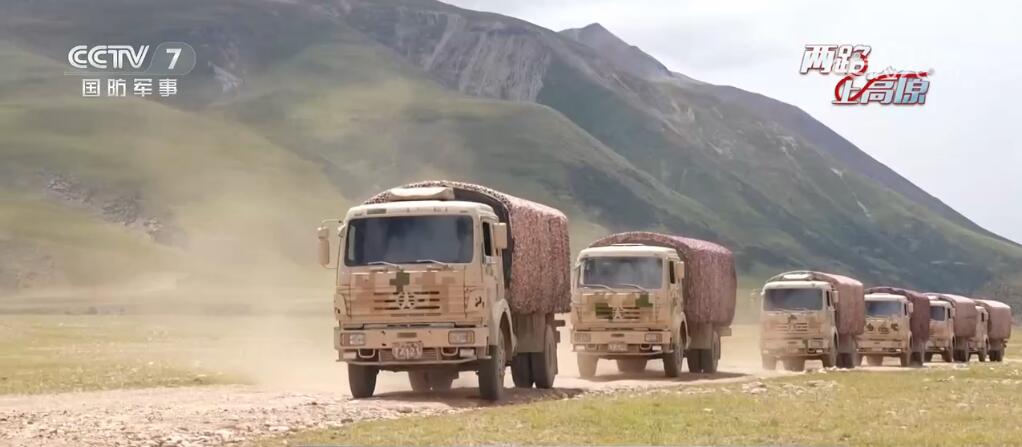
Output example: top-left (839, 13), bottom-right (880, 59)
top-left (969, 306), bottom-right (990, 361)
top-left (857, 293), bottom-right (913, 366)
top-left (320, 187), bottom-right (514, 399)
top-left (925, 298), bottom-right (955, 362)
top-left (570, 244), bottom-right (687, 378)
top-left (760, 278), bottom-right (839, 371)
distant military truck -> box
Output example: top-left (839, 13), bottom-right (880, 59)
top-left (925, 293), bottom-right (978, 362)
top-left (570, 232), bottom-right (736, 377)
top-left (969, 305), bottom-right (990, 361)
top-left (760, 271), bottom-right (865, 371)
top-left (857, 293), bottom-right (913, 366)
top-left (318, 181), bottom-right (570, 401)
top-left (924, 298), bottom-right (955, 362)
top-left (863, 287), bottom-right (930, 366)
top-left (975, 299), bottom-right (1012, 362)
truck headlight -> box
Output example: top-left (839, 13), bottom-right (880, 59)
top-left (644, 333), bottom-right (662, 343)
top-left (891, 323), bottom-right (900, 331)
top-left (448, 330), bottom-right (475, 345)
top-left (574, 332), bottom-right (591, 343)
top-left (341, 332), bottom-right (366, 346)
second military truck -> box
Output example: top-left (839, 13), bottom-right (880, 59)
top-left (319, 181), bottom-right (570, 400)
top-left (760, 271), bottom-right (865, 370)
top-left (859, 287), bottom-right (930, 366)
top-left (570, 232), bottom-right (736, 377)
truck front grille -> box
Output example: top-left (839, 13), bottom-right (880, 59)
top-left (378, 348), bottom-right (441, 363)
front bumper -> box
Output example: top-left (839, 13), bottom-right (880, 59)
top-left (571, 329), bottom-right (671, 356)
top-left (761, 337), bottom-right (830, 357)
top-left (335, 326), bottom-right (488, 365)
top-left (857, 338), bottom-right (908, 354)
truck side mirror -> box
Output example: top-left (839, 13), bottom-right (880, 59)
top-left (675, 262), bottom-right (685, 280)
top-left (317, 226), bottom-right (331, 267)
top-left (571, 264), bottom-right (580, 289)
top-left (907, 303), bottom-right (914, 314)
top-left (832, 291), bottom-right (840, 305)
top-left (493, 223), bottom-right (509, 250)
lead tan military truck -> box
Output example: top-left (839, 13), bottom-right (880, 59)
top-left (862, 286), bottom-right (930, 366)
top-left (760, 271), bottom-right (865, 371)
top-left (925, 293), bottom-right (978, 362)
top-left (570, 232), bottom-right (736, 377)
top-left (976, 299), bottom-right (1012, 362)
top-left (318, 181), bottom-right (570, 401)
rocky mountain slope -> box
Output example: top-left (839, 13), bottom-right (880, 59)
top-left (0, 0), bottom-right (1018, 307)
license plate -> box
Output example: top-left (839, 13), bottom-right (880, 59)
top-left (608, 343), bottom-right (628, 352)
top-left (393, 342), bottom-right (423, 360)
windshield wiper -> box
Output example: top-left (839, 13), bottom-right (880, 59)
top-left (580, 283), bottom-right (613, 290)
top-left (414, 259), bottom-right (451, 268)
top-left (368, 261), bottom-right (401, 268)
top-left (617, 283), bottom-right (649, 292)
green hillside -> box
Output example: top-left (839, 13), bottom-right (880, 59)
top-left (0, 0), bottom-right (1019, 310)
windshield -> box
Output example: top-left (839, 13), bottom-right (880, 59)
top-left (344, 215), bottom-right (473, 266)
top-left (763, 288), bottom-right (823, 311)
top-left (929, 306), bottom-right (947, 321)
top-left (866, 300), bottom-right (903, 317)
top-left (581, 256), bottom-right (663, 289)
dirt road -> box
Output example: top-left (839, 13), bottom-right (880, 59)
top-left (0, 324), bottom-right (778, 447)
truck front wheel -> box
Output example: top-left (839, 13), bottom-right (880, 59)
top-left (348, 364), bottom-right (378, 399)
top-left (663, 336), bottom-right (684, 378)
top-left (577, 355), bottom-right (598, 378)
top-left (478, 335), bottom-right (507, 401)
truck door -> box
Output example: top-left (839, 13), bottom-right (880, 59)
top-left (481, 220), bottom-right (504, 300)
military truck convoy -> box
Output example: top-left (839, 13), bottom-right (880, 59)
top-left (318, 180), bottom-right (1013, 399)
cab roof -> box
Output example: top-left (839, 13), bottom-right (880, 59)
top-left (347, 200), bottom-right (496, 219)
top-left (763, 280), bottom-right (831, 290)
top-left (579, 244), bottom-right (678, 258)
top-left (865, 293), bottom-right (908, 302)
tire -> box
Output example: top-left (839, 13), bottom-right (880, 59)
top-left (577, 355), bottom-right (598, 378)
top-left (911, 351), bottom-right (924, 366)
top-left (821, 347), bottom-right (837, 368)
top-left (990, 350), bottom-right (1004, 362)
top-left (478, 335), bottom-right (506, 401)
top-left (408, 371), bottom-right (431, 392)
top-left (866, 355), bottom-right (883, 366)
top-left (530, 324), bottom-right (558, 389)
top-left (702, 333), bottom-right (720, 374)
top-left (782, 358), bottom-right (805, 372)
top-left (693, 349), bottom-right (717, 374)
top-left (616, 358), bottom-right (648, 374)
top-left (954, 350), bottom-right (969, 363)
top-left (979, 348), bottom-right (988, 363)
top-left (924, 352), bottom-right (934, 362)
top-left (348, 364), bottom-right (378, 399)
top-left (761, 355), bottom-right (776, 370)
top-left (899, 352), bottom-right (911, 367)
top-left (510, 354), bottom-right (533, 388)
top-left (686, 349), bottom-right (701, 373)
top-left (663, 335), bottom-right (684, 378)
top-left (940, 351), bottom-right (952, 363)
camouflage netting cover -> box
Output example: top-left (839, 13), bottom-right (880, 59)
top-left (975, 299), bottom-right (1013, 340)
top-left (588, 232), bottom-right (737, 326)
top-left (927, 293), bottom-right (978, 338)
top-left (866, 287), bottom-right (930, 344)
top-left (365, 180), bottom-right (570, 315)
top-left (769, 271), bottom-right (865, 336)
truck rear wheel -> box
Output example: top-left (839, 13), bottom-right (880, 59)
top-left (899, 352), bottom-right (911, 367)
top-left (510, 354), bottom-right (534, 388)
top-left (348, 364), bottom-right (378, 399)
top-left (978, 347), bottom-right (988, 362)
top-left (577, 355), bottom-right (598, 378)
top-left (866, 355), bottom-right (883, 366)
top-left (924, 352), bottom-right (933, 362)
top-left (530, 324), bottom-right (558, 389)
top-left (940, 351), bottom-right (952, 363)
top-left (616, 358), bottom-right (647, 374)
top-left (990, 350), bottom-right (1004, 362)
top-left (782, 358), bottom-right (805, 372)
top-left (408, 371), bottom-right (431, 392)
top-left (478, 335), bottom-right (506, 401)
top-left (821, 347), bottom-right (837, 368)
top-left (953, 349), bottom-right (969, 363)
